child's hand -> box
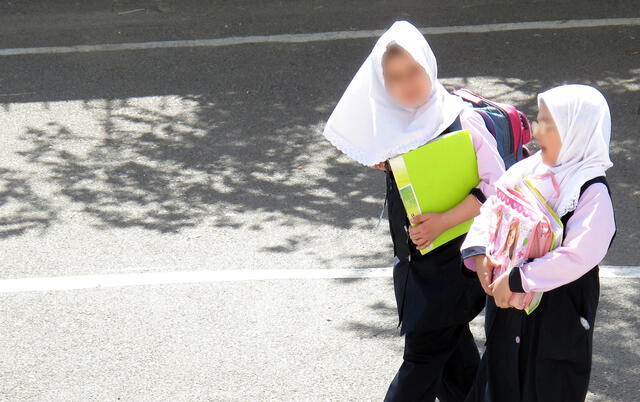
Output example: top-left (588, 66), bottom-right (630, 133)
top-left (409, 213), bottom-right (448, 250)
top-left (489, 270), bottom-right (512, 308)
top-left (472, 255), bottom-right (496, 295)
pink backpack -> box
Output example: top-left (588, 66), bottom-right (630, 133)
top-left (453, 88), bottom-right (532, 169)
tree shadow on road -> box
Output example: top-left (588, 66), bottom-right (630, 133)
top-left (2, 44), bottom-right (390, 239)
top-left (0, 167), bottom-right (57, 238)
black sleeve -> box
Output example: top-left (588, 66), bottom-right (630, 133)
top-left (509, 266), bottom-right (525, 293)
top-left (469, 187), bottom-right (486, 204)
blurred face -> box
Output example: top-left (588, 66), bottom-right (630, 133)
top-left (382, 49), bottom-right (432, 108)
top-left (533, 102), bottom-right (562, 166)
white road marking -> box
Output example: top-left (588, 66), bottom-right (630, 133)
top-left (0, 18), bottom-right (639, 57)
top-left (0, 268), bottom-right (393, 293)
top-left (599, 265), bottom-right (640, 278)
top-left (0, 265), bottom-right (638, 293)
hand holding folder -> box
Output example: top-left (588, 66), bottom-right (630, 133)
top-left (389, 129), bottom-right (480, 255)
top-left (408, 212), bottom-right (451, 251)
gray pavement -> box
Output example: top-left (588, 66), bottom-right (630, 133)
top-left (1, 278), bottom-right (638, 400)
top-left (0, 1), bottom-right (639, 401)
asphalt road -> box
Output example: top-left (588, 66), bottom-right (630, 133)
top-left (0, 1), bottom-right (638, 401)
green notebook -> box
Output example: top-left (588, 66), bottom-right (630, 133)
top-left (389, 129), bottom-right (480, 255)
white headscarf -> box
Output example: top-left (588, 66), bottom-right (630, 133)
top-left (498, 84), bottom-right (613, 218)
top-left (322, 20), bottom-right (465, 166)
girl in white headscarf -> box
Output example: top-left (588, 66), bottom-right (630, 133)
top-left (323, 21), bottom-right (505, 401)
top-left (461, 84), bottom-right (617, 402)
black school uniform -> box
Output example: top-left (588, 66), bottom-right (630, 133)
top-left (384, 118), bottom-right (487, 402)
top-left (464, 176), bottom-right (616, 402)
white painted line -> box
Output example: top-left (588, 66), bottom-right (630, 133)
top-left (599, 265), bottom-right (640, 278)
top-left (0, 265), bottom-right (637, 293)
top-left (0, 18), bottom-right (639, 57)
top-left (0, 267), bottom-right (393, 293)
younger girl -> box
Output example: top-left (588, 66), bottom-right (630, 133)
top-left (461, 84), bottom-right (617, 401)
top-left (323, 21), bottom-right (505, 401)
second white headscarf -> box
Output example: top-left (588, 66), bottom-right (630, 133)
top-left (498, 84), bottom-right (613, 218)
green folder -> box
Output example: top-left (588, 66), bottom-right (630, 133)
top-left (389, 129), bottom-right (480, 255)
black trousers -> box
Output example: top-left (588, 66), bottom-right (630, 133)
top-left (384, 323), bottom-right (480, 402)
